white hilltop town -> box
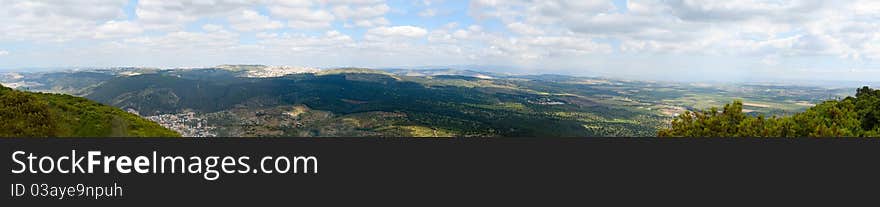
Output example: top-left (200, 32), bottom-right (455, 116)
top-left (215, 65), bottom-right (320, 78)
top-left (244, 66), bottom-right (320, 78)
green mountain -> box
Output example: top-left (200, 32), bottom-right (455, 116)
top-left (4, 66), bottom-right (851, 137)
top-left (0, 84), bottom-right (179, 137)
top-left (81, 68), bottom-right (667, 137)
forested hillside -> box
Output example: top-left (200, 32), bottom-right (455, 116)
top-left (659, 87), bottom-right (880, 137)
top-left (0, 84), bottom-right (179, 137)
top-left (4, 66), bottom-right (850, 137)
top-left (82, 69), bottom-right (670, 137)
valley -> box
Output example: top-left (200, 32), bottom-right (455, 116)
top-left (0, 65), bottom-right (853, 137)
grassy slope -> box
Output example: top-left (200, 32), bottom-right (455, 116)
top-left (1, 84), bottom-right (179, 137)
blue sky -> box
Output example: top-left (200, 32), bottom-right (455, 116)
top-left (1, 0), bottom-right (880, 83)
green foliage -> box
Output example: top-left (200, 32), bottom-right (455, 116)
top-left (0, 84), bottom-right (179, 137)
top-left (0, 85), bottom-right (57, 137)
top-left (659, 87), bottom-right (880, 137)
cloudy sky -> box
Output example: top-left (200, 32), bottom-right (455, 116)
top-left (1, 0), bottom-right (880, 82)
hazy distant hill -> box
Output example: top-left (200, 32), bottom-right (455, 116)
top-left (0, 84), bottom-right (179, 137)
top-left (381, 68), bottom-right (499, 79)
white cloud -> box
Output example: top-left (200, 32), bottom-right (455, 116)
top-left (469, 0), bottom-right (880, 62)
top-left (268, 1), bottom-right (336, 29)
top-left (506, 22), bottom-right (544, 36)
top-left (351, 18), bottom-right (389, 28)
top-left (365, 26), bottom-right (428, 40)
top-left (258, 30), bottom-right (355, 53)
top-left (3, 0), bottom-right (128, 21)
top-left (123, 29), bottom-right (240, 51)
top-left (0, 0), bottom-right (129, 41)
top-left (322, 0), bottom-right (385, 5)
top-left (331, 2), bottom-right (390, 27)
top-left (95, 21), bottom-right (144, 39)
top-left (264, 0), bottom-right (391, 30)
top-left (135, 0), bottom-right (258, 30)
top-left (332, 3), bottom-right (389, 20)
top-left (202, 24), bottom-right (225, 32)
top-left (418, 9), bottom-right (437, 17)
top-left (0, 50), bottom-right (8, 56)
top-left (229, 10), bottom-right (285, 32)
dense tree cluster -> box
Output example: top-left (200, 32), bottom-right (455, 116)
top-left (659, 87), bottom-right (880, 137)
top-left (0, 85), bottom-right (57, 137)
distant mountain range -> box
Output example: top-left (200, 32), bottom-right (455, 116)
top-left (0, 65), bottom-right (852, 137)
top-left (4, 64), bottom-right (878, 88)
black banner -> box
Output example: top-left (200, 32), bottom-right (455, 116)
top-left (2, 138), bottom-right (880, 205)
